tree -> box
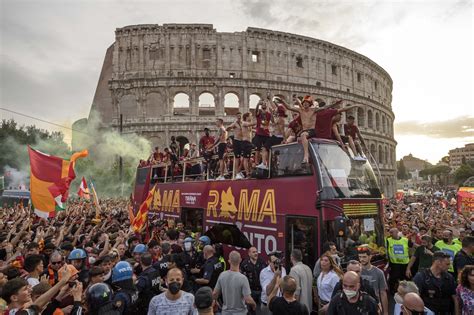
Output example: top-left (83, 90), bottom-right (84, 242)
top-left (397, 159), bottom-right (408, 180)
top-left (454, 164), bottom-right (474, 185)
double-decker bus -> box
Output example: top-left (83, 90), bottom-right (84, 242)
top-left (133, 138), bottom-right (384, 268)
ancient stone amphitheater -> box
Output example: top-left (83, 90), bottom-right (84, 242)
top-left (79, 23), bottom-right (396, 196)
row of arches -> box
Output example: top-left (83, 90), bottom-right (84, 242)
top-left (173, 92), bottom-right (263, 110)
top-left (368, 143), bottom-right (395, 167)
top-left (356, 107), bottom-right (392, 136)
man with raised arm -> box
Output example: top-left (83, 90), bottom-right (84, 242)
top-left (227, 112), bottom-right (244, 179)
top-left (239, 113), bottom-right (257, 179)
top-left (252, 100), bottom-right (273, 169)
top-left (277, 95), bottom-right (340, 164)
top-left (209, 119), bottom-right (228, 180)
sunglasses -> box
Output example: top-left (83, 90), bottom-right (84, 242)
top-left (51, 261), bottom-right (63, 265)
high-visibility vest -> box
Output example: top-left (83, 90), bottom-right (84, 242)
top-left (386, 237), bottom-right (409, 264)
top-left (434, 240), bottom-right (461, 272)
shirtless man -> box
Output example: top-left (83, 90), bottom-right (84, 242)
top-left (344, 115), bottom-right (367, 159)
top-left (278, 95), bottom-right (338, 164)
top-left (285, 112), bottom-right (302, 143)
top-left (209, 118), bottom-right (228, 180)
top-left (240, 112), bottom-right (257, 178)
top-left (227, 112), bottom-right (243, 178)
top-left (252, 100), bottom-right (273, 168)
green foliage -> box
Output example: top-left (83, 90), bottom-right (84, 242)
top-left (454, 164), bottom-right (474, 185)
top-left (419, 165), bottom-right (451, 178)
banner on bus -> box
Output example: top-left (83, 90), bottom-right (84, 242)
top-left (457, 187), bottom-right (474, 213)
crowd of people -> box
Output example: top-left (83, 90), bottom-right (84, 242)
top-left (138, 95), bottom-right (368, 181)
top-left (0, 186), bottom-right (473, 314)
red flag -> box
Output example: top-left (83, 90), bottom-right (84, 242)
top-left (77, 177), bottom-right (90, 201)
top-left (131, 185), bottom-right (155, 232)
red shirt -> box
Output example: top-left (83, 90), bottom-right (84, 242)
top-left (256, 111), bottom-right (271, 136)
top-left (344, 124), bottom-right (359, 139)
top-left (315, 108), bottom-right (338, 139)
top-left (199, 136), bottom-right (215, 152)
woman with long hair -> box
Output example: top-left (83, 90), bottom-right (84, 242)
top-left (317, 253), bottom-right (344, 313)
top-left (457, 265), bottom-right (474, 315)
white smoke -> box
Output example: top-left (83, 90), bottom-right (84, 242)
top-left (3, 165), bottom-right (29, 190)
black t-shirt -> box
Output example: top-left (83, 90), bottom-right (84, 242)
top-left (153, 255), bottom-right (170, 278)
top-left (269, 296), bottom-right (309, 315)
top-left (327, 292), bottom-right (379, 315)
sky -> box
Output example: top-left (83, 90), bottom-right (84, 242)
top-left (0, 0), bottom-right (473, 164)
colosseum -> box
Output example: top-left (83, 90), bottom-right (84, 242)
top-left (81, 23), bottom-right (397, 196)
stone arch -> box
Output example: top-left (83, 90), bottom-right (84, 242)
top-left (378, 144), bottom-right (383, 164)
top-left (146, 92), bottom-right (166, 117)
top-left (375, 112), bottom-right (380, 131)
top-left (367, 109), bottom-right (374, 129)
top-left (385, 145), bottom-right (389, 165)
top-left (173, 92), bottom-right (190, 108)
top-left (224, 92), bottom-right (240, 116)
top-left (370, 143), bottom-right (377, 161)
top-left (119, 94), bottom-right (137, 119)
top-left (249, 93), bottom-right (262, 109)
top-left (382, 115), bottom-right (386, 134)
top-left (198, 92), bottom-right (216, 116)
top-left (357, 107), bottom-right (365, 127)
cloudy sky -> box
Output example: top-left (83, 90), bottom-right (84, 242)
top-left (1, 0), bottom-right (473, 163)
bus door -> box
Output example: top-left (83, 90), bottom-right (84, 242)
top-left (181, 208), bottom-right (204, 232)
top-left (285, 216), bottom-right (318, 270)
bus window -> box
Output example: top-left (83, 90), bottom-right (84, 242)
top-left (312, 143), bottom-right (381, 199)
top-left (271, 144), bottom-right (313, 177)
top-left (136, 167), bottom-right (149, 185)
top-left (181, 208), bottom-right (204, 233)
top-left (285, 216), bottom-right (318, 269)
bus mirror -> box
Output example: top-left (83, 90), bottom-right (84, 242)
top-left (334, 216), bottom-right (347, 237)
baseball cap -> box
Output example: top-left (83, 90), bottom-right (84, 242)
top-left (195, 286), bottom-right (213, 309)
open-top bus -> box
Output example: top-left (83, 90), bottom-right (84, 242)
top-left (133, 138), bottom-right (384, 268)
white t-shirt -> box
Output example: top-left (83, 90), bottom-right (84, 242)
top-left (317, 270), bottom-right (340, 302)
top-left (259, 265), bottom-right (287, 304)
top-left (27, 277), bottom-right (40, 288)
top-left (147, 291), bottom-right (195, 315)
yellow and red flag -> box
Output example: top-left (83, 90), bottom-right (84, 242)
top-left (28, 147), bottom-right (88, 218)
top-left (77, 177), bottom-right (90, 201)
top-left (131, 185), bottom-right (155, 232)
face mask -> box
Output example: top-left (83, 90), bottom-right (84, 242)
top-left (184, 242), bottom-right (192, 252)
top-left (394, 293), bottom-right (404, 304)
top-left (442, 238), bottom-right (449, 243)
top-left (343, 289), bottom-right (357, 299)
top-left (168, 281), bottom-right (181, 295)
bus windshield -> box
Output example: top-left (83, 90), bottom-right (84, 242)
top-left (312, 143), bottom-right (381, 199)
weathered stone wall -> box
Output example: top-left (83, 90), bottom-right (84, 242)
top-left (86, 23), bottom-right (397, 196)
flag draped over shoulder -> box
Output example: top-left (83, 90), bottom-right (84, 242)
top-left (77, 177), bottom-right (90, 201)
top-left (28, 147), bottom-right (88, 218)
top-left (131, 185), bottom-right (155, 232)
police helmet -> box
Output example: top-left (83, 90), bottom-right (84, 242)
top-left (68, 248), bottom-right (87, 260)
top-left (198, 235), bottom-right (211, 246)
top-left (86, 283), bottom-right (113, 308)
top-left (112, 261), bottom-right (133, 283)
top-left (184, 237), bottom-right (194, 243)
top-left (132, 244), bottom-right (147, 254)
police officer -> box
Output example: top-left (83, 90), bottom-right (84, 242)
top-left (413, 251), bottom-right (458, 315)
top-left (240, 246), bottom-right (267, 315)
top-left (136, 253), bottom-right (162, 314)
top-left (194, 245), bottom-right (223, 289)
top-left (111, 261), bottom-right (139, 315)
top-left (191, 236), bottom-right (211, 280)
top-left (386, 227), bottom-right (411, 294)
top-left (131, 243), bottom-right (147, 275)
top-left (86, 283), bottom-right (121, 315)
top-left (153, 242), bottom-right (171, 279)
top-left (68, 248), bottom-right (89, 285)
top-left (434, 229), bottom-right (462, 277)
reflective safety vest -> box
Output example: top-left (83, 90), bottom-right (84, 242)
top-left (434, 240), bottom-right (461, 272)
top-left (386, 237), bottom-right (409, 264)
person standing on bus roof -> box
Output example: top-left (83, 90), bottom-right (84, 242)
top-left (226, 112), bottom-right (244, 178)
top-left (252, 100), bottom-right (273, 169)
top-left (260, 97), bottom-right (285, 167)
top-left (199, 128), bottom-right (215, 177)
top-left (386, 227), bottom-right (412, 295)
top-left (208, 119), bottom-right (228, 180)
